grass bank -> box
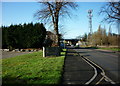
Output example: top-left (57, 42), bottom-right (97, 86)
top-left (2, 50), bottom-right (66, 85)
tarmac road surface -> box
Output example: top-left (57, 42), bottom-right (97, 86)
top-left (63, 48), bottom-right (120, 85)
top-left (74, 48), bottom-right (120, 84)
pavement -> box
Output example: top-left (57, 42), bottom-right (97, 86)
top-left (62, 49), bottom-right (94, 85)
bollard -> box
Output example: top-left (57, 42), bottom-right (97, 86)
top-left (43, 47), bottom-right (46, 57)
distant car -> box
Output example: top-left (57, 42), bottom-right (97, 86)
top-left (66, 43), bottom-right (71, 46)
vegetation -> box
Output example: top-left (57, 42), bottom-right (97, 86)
top-left (77, 2), bottom-right (120, 47)
top-left (2, 23), bottom-right (46, 50)
top-left (99, 1), bottom-right (120, 23)
top-left (88, 25), bottom-right (119, 46)
top-left (35, 0), bottom-right (78, 46)
top-left (76, 25), bottom-right (119, 47)
top-left (2, 50), bottom-right (66, 85)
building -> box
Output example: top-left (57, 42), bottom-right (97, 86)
top-left (61, 39), bottom-right (79, 46)
top-left (45, 31), bottom-right (57, 46)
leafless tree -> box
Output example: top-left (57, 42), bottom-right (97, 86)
top-left (99, 1), bottom-right (120, 24)
top-left (34, 0), bottom-right (77, 46)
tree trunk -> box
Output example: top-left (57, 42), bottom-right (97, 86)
top-left (54, 13), bottom-right (60, 46)
top-left (54, 22), bottom-right (60, 46)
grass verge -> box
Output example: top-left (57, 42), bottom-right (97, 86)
top-left (97, 47), bottom-right (120, 52)
top-left (80, 46), bottom-right (120, 52)
top-left (2, 50), bottom-right (66, 85)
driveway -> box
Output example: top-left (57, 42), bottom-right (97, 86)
top-left (2, 51), bottom-right (33, 59)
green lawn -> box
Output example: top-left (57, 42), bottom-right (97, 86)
top-left (2, 50), bottom-right (66, 85)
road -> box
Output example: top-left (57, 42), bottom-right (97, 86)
top-left (73, 48), bottom-right (120, 84)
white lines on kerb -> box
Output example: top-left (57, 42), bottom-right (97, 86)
top-left (95, 76), bottom-right (104, 85)
top-left (81, 57), bottom-right (97, 85)
top-left (83, 56), bottom-right (116, 85)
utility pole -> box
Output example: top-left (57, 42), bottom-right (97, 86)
top-left (87, 9), bottom-right (93, 45)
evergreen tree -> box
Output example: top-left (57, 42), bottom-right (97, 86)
top-left (2, 23), bottom-right (46, 49)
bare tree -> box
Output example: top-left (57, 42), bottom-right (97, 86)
top-left (99, 1), bottom-right (120, 23)
top-left (34, 0), bottom-right (77, 46)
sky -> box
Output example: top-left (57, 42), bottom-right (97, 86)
top-left (1, 1), bottom-right (119, 39)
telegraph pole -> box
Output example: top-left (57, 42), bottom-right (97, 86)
top-left (87, 9), bottom-right (93, 45)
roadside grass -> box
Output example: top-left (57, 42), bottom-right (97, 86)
top-left (81, 46), bottom-right (120, 52)
top-left (2, 50), bottom-right (66, 85)
top-left (97, 47), bottom-right (120, 51)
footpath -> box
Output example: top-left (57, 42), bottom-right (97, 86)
top-left (62, 48), bottom-right (94, 85)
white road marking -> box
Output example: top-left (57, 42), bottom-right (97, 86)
top-left (67, 82), bottom-right (72, 84)
top-left (83, 56), bottom-right (116, 84)
top-left (74, 49), bottom-right (116, 84)
top-left (101, 73), bottom-right (116, 84)
top-left (81, 57), bottom-right (98, 85)
top-left (95, 76), bottom-right (104, 85)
